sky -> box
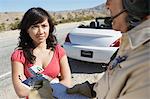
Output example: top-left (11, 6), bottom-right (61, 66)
top-left (0, 0), bottom-right (105, 12)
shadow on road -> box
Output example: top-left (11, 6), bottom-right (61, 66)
top-left (68, 58), bottom-right (106, 74)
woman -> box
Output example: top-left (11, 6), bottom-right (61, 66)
top-left (11, 7), bottom-right (72, 98)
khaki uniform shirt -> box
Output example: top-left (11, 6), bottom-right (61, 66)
top-left (94, 19), bottom-right (150, 99)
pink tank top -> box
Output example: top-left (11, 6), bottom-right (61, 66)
top-left (11, 44), bottom-right (65, 78)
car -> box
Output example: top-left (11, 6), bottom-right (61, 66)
top-left (63, 17), bottom-right (122, 64)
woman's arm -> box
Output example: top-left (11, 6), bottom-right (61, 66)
top-left (11, 61), bottom-right (31, 98)
top-left (59, 55), bottom-right (72, 87)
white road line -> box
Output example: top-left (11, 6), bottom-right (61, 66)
top-left (0, 72), bottom-right (11, 79)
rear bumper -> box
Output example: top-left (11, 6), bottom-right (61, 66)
top-left (63, 43), bottom-right (118, 63)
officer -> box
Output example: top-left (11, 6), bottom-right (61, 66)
top-left (67, 0), bottom-right (150, 98)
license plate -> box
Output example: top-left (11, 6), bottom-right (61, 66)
top-left (81, 50), bottom-right (93, 58)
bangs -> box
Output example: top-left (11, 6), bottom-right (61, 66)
top-left (26, 8), bottom-right (49, 26)
top-left (29, 13), bottom-right (47, 25)
top-left (20, 7), bottom-right (51, 31)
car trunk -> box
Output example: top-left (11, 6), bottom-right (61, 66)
top-left (69, 28), bottom-right (121, 47)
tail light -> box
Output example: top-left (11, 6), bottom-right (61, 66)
top-left (65, 33), bottom-right (71, 43)
top-left (110, 38), bottom-right (121, 47)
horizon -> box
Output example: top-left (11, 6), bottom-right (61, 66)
top-left (0, 0), bottom-right (105, 12)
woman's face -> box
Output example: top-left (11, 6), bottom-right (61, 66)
top-left (106, 0), bottom-right (128, 33)
top-left (27, 19), bottom-right (50, 46)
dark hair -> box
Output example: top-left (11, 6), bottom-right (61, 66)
top-left (18, 7), bottom-right (57, 63)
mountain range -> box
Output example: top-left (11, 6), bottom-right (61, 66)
top-left (0, 3), bottom-right (108, 27)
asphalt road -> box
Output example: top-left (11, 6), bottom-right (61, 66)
top-left (0, 21), bottom-right (105, 99)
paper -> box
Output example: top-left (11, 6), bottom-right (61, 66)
top-left (51, 83), bottom-right (89, 99)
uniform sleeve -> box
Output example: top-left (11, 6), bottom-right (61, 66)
top-left (11, 50), bottom-right (25, 64)
top-left (55, 44), bottom-right (66, 60)
top-left (118, 67), bottom-right (150, 99)
top-left (118, 87), bottom-right (150, 99)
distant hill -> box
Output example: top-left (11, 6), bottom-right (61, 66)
top-left (51, 3), bottom-right (107, 21)
top-left (0, 3), bottom-right (108, 31)
top-left (87, 3), bottom-right (107, 15)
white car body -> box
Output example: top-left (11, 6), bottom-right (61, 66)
top-left (63, 26), bottom-right (122, 63)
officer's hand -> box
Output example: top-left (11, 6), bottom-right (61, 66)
top-left (66, 81), bottom-right (96, 98)
top-left (37, 79), bottom-right (54, 99)
top-left (22, 74), bottom-right (53, 89)
top-left (28, 79), bottom-right (54, 99)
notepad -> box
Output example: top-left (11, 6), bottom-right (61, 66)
top-left (51, 83), bottom-right (89, 99)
